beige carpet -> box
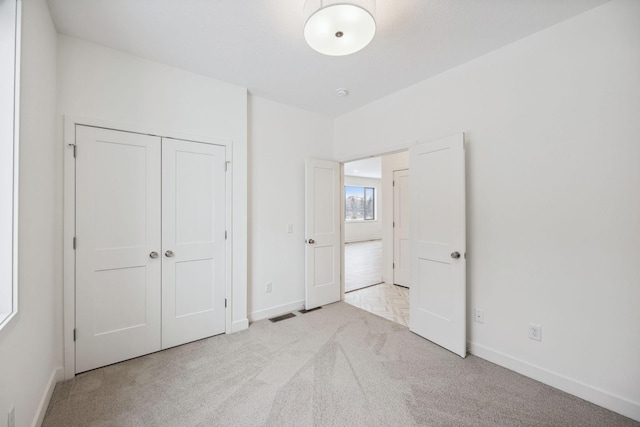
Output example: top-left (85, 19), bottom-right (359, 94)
top-left (43, 302), bottom-right (637, 426)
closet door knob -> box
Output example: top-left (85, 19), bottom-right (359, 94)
top-left (149, 251), bottom-right (159, 259)
top-left (165, 250), bottom-right (174, 257)
top-left (450, 251), bottom-right (461, 259)
top-left (308, 239), bottom-right (315, 244)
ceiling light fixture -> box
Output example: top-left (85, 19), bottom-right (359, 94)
top-left (303, 0), bottom-right (376, 56)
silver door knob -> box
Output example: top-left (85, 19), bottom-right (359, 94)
top-left (165, 250), bottom-right (174, 257)
top-left (451, 251), bottom-right (461, 259)
top-left (308, 239), bottom-right (315, 244)
top-left (149, 251), bottom-right (158, 259)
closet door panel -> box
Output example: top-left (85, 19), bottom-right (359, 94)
top-left (162, 138), bottom-right (226, 349)
top-left (75, 125), bottom-right (162, 373)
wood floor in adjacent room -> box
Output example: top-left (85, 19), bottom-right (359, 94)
top-left (345, 282), bottom-right (409, 327)
top-left (344, 240), bottom-right (382, 292)
top-left (344, 239), bottom-right (409, 327)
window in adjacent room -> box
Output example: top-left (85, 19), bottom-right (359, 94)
top-left (345, 186), bottom-right (375, 221)
top-left (1, 0), bottom-right (21, 329)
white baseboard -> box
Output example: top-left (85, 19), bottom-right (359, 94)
top-left (249, 300), bottom-right (305, 323)
top-left (231, 318), bottom-right (249, 333)
top-left (345, 238), bottom-right (382, 244)
top-left (32, 366), bottom-right (63, 427)
top-left (468, 341), bottom-right (640, 422)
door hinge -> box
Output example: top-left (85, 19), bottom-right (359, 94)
top-left (225, 161), bottom-right (230, 172)
top-left (225, 230), bottom-right (227, 240)
top-left (393, 180), bottom-right (395, 186)
top-left (393, 262), bottom-right (395, 269)
top-left (73, 237), bottom-right (76, 249)
top-left (225, 298), bottom-right (227, 308)
top-left (73, 329), bottom-right (76, 341)
top-left (68, 143), bottom-right (77, 158)
top-left (393, 222), bottom-right (395, 228)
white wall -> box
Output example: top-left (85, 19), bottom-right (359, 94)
top-left (0, 0), bottom-right (63, 426)
top-left (248, 95), bottom-right (333, 321)
top-left (380, 152), bottom-right (408, 284)
top-left (56, 36), bottom-right (249, 332)
top-left (344, 176), bottom-right (382, 243)
top-left (334, 0), bottom-right (640, 420)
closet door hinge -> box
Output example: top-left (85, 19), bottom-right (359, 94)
top-left (393, 222), bottom-right (395, 228)
top-left (69, 144), bottom-right (77, 158)
top-left (393, 180), bottom-right (395, 186)
top-left (73, 237), bottom-right (76, 249)
top-left (393, 262), bottom-right (395, 269)
top-left (225, 230), bottom-right (227, 240)
top-left (73, 329), bottom-right (76, 342)
top-left (225, 161), bottom-right (231, 172)
top-left (225, 299), bottom-right (227, 308)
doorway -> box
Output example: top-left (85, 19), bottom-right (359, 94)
top-left (309, 133), bottom-right (467, 356)
top-left (343, 157), bottom-right (383, 292)
top-left (342, 154), bottom-right (410, 327)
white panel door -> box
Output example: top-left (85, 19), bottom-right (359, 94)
top-left (409, 134), bottom-right (466, 358)
top-left (161, 138), bottom-right (226, 349)
top-left (393, 169), bottom-right (410, 287)
top-left (75, 125), bottom-right (161, 373)
top-left (305, 158), bottom-right (341, 309)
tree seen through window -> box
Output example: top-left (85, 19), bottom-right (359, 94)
top-left (345, 186), bottom-right (375, 220)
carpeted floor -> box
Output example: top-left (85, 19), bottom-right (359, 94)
top-left (43, 302), bottom-right (637, 427)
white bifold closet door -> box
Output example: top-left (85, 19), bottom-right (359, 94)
top-left (161, 137), bottom-right (226, 349)
top-left (75, 126), bottom-right (162, 373)
top-left (75, 126), bottom-right (226, 373)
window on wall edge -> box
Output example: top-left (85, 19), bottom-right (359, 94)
top-left (345, 186), bottom-right (376, 221)
top-left (0, 0), bottom-right (21, 330)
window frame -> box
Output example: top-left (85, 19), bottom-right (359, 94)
top-left (0, 0), bottom-right (21, 330)
top-left (344, 185), bottom-right (376, 222)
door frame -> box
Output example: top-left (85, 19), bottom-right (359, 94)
top-left (337, 138), bottom-right (467, 334)
top-left (392, 168), bottom-right (410, 287)
top-left (63, 115), bottom-right (233, 379)
top-left (338, 146), bottom-right (409, 298)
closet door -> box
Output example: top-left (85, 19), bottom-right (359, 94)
top-left (161, 138), bottom-right (226, 349)
top-left (75, 126), bottom-right (162, 373)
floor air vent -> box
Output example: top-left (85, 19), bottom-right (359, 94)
top-left (269, 313), bottom-right (296, 323)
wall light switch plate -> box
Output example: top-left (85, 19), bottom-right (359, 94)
top-left (474, 308), bottom-right (484, 324)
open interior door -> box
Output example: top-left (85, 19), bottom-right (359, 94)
top-left (305, 158), bottom-right (341, 310)
top-left (409, 133), bottom-right (467, 357)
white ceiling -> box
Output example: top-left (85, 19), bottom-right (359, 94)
top-left (344, 157), bottom-right (381, 179)
top-left (46, 0), bottom-right (609, 117)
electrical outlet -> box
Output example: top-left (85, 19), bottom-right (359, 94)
top-left (529, 323), bottom-right (542, 341)
top-left (8, 406), bottom-right (15, 427)
top-left (474, 308), bottom-right (484, 324)
top-left (266, 282), bottom-right (272, 293)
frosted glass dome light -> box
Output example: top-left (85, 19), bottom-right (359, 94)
top-left (303, 0), bottom-right (376, 56)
